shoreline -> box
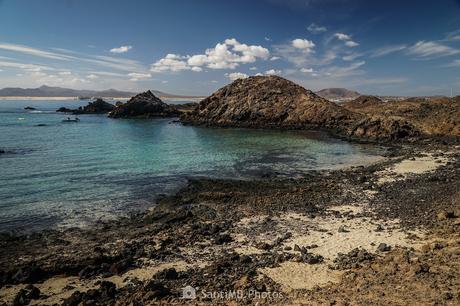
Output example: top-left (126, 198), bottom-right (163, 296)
top-left (1, 141), bottom-right (459, 304)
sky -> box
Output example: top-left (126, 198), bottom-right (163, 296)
top-left (0, 0), bottom-right (459, 96)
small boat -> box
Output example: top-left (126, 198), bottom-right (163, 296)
top-left (62, 117), bottom-right (80, 123)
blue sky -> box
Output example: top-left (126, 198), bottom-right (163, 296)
top-left (0, 0), bottom-right (459, 96)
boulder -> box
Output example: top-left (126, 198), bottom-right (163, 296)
top-left (108, 91), bottom-right (180, 118)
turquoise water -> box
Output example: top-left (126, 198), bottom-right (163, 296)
top-left (0, 99), bottom-right (384, 233)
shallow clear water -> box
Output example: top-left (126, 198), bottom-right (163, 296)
top-left (0, 99), bottom-right (384, 232)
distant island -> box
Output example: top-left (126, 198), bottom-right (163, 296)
top-left (0, 85), bottom-right (203, 100)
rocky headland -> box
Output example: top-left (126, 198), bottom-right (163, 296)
top-left (56, 99), bottom-right (115, 115)
top-left (108, 91), bottom-right (180, 118)
top-left (181, 76), bottom-right (430, 141)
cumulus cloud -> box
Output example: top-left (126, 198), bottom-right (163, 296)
top-left (300, 67), bottom-right (314, 73)
top-left (333, 33), bottom-right (358, 48)
top-left (406, 41), bottom-right (459, 58)
top-left (270, 56), bottom-right (281, 61)
top-left (152, 39), bottom-right (269, 73)
top-left (265, 69), bottom-right (281, 75)
top-left (345, 41), bottom-right (359, 47)
top-left (151, 54), bottom-right (191, 72)
top-left (307, 23), bottom-right (327, 34)
top-left (334, 33), bottom-right (351, 41)
top-left (225, 72), bottom-right (249, 81)
top-left (58, 71), bottom-right (72, 75)
top-left (110, 45), bottom-right (132, 54)
top-left (291, 39), bottom-right (315, 52)
top-left (86, 74), bottom-right (98, 79)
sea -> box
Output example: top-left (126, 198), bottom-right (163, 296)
top-left (0, 99), bottom-right (385, 233)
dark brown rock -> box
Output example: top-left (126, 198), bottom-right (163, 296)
top-left (73, 98), bottom-right (115, 114)
top-left (181, 75), bottom-right (357, 131)
top-left (108, 91), bottom-right (180, 118)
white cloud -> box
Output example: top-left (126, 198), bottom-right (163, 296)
top-left (0, 60), bottom-right (54, 72)
top-left (300, 67), bottom-right (314, 73)
top-left (0, 42), bottom-right (74, 61)
top-left (88, 71), bottom-right (125, 77)
top-left (334, 33), bottom-right (351, 41)
top-left (225, 72), bottom-right (249, 81)
top-left (152, 38), bottom-right (269, 72)
top-left (291, 39), bottom-right (315, 52)
top-left (322, 61), bottom-right (366, 78)
top-left (307, 23), bottom-right (327, 34)
top-left (270, 56), bottom-right (281, 61)
top-left (58, 71), bottom-right (72, 75)
top-left (447, 59), bottom-right (460, 67)
top-left (151, 54), bottom-right (191, 72)
top-left (265, 69), bottom-right (281, 75)
top-left (445, 29), bottom-right (460, 41)
top-left (249, 66), bottom-right (257, 70)
top-left (128, 72), bottom-right (152, 81)
top-left (110, 45), bottom-right (132, 54)
top-left (342, 53), bottom-right (363, 61)
top-left (86, 74), bottom-right (99, 79)
top-left (161, 80), bottom-right (169, 84)
top-left (407, 41), bottom-right (459, 58)
top-left (370, 44), bottom-right (407, 58)
top-left (345, 41), bottom-right (359, 47)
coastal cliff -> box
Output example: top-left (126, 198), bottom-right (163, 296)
top-left (108, 91), bottom-right (180, 118)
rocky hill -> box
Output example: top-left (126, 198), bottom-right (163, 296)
top-left (343, 95), bottom-right (383, 110)
top-left (316, 88), bottom-right (360, 100)
top-left (346, 96), bottom-right (460, 137)
top-left (108, 91), bottom-right (180, 118)
top-left (182, 76), bottom-right (358, 132)
top-left (181, 76), bottom-right (424, 141)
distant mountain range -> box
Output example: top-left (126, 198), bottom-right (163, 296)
top-left (316, 88), bottom-right (361, 100)
top-left (0, 85), bottom-right (195, 99)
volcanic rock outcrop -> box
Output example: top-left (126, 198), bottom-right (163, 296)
top-left (108, 91), bottom-right (180, 118)
top-left (181, 76), bottom-right (423, 141)
top-left (56, 99), bottom-right (115, 114)
top-left (345, 96), bottom-right (460, 138)
top-left (182, 76), bottom-right (357, 132)
top-left (343, 95), bottom-right (383, 110)
top-left (73, 99), bottom-right (115, 114)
